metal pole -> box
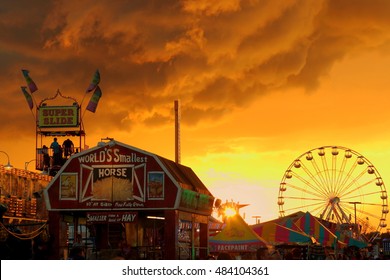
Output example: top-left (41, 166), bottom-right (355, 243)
top-left (349, 202), bottom-right (361, 237)
top-left (252, 215), bottom-right (261, 224)
top-left (0, 151), bottom-right (13, 197)
top-left (25, 159), bottom-right (36, 170)
top-left (191, 215), bottom-right (195, 260)
top-left (174, 100), bottom-right (181, 164)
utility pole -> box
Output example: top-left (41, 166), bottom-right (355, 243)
top-left (174, 100), bottom-right (181, 164)
top-left (252, 215), bottom-right (261, 224)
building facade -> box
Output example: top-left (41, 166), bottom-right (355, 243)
top-left (44, 139), bottom-right (214, 259)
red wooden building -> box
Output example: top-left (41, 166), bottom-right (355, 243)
top-left (43, 139), bottom-right (214, 259)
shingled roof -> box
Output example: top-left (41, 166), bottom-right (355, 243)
top-left (156, 155), bottom-right (213, 196)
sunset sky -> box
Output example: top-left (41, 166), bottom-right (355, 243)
top-left (1, 0), bottom-right (390, 228)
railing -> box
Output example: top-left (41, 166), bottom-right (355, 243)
top-left (36, 146), bottom-right (82, 174)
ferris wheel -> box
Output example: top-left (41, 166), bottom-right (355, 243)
top-left (278, 146), bottom-right (388, 241)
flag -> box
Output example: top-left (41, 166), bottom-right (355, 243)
top-left (86, 86), bottom-right (102, 113)
top-left (21, 69), bottom-right (38, 93)
top-left (86, 69), bottom-right (100, 92)
top-left (21, 86), bottom-right (34, 110)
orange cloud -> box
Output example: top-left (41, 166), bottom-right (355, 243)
top-left (1, 0), bottom-right (390, 155)
top-left (1, 1), bottom-right (390, 229)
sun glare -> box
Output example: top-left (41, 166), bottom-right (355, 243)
top-left (224, 207), bottom-right (237, 217)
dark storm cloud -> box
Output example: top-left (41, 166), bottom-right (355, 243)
top-left (1, 0), bottom-right (390, 138)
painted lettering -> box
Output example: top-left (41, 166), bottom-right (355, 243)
top-left (99, 150), bottom-right (106, 162)
top-left (87, 214), bottom-right (107, 222)
top-left (98, 168), bottom-right (127, 178)
top-left (78, 150), bottom-right (148, 164)
top-left (106, 148), bottom-right (113, 162)
top-left (121, 213), bottom-right (136, 222)
top-left (42, 116), bottom-right (73, 125)
top-left (42, 108), bottom-right (75, 117)
top-left (113, 148), bottom-right (120, 162)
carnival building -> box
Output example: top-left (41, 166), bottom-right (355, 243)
top-left (44, 139), bottom-right (215, 260)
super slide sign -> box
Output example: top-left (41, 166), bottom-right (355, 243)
top-left (38, 105), bottom-right (79, 127)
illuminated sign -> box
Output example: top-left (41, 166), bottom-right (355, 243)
top-left (38, 105), bottom-right (79, 128)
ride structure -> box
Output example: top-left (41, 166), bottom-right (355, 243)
top-left (278, 146), bottom-right (388, 242)
top-left (35, 90), bottom-right (86, 176)
top-left (21, 69), bottom-right (99, 175)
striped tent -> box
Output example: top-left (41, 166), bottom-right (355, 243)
top-left (252, 221), bottom-right (313, 245)
top-left (287, 212), bottom-right (343, 247)
top-left (209, 214), bottom-right (269, 253)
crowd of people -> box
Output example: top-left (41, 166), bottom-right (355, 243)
top-left (62, 239), bottom-right (389, 260)
top-left (206, 245), bottom-right (389, 260)
top-left (41, 138), bottom-right (75, 171)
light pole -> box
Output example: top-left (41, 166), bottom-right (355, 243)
top-left (0, 151), bottom-right (13, 169)
top-left (25, 159), bottom-right (36, 170)
top-left (0, 151), bottom-right (13, 197)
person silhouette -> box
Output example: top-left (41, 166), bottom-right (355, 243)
top-left (50, 137), bottom-right (62, 165)
top-left (42, 145), bottom-right (50, 170)
top-left (62, 138), bottom-right (74, 158)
